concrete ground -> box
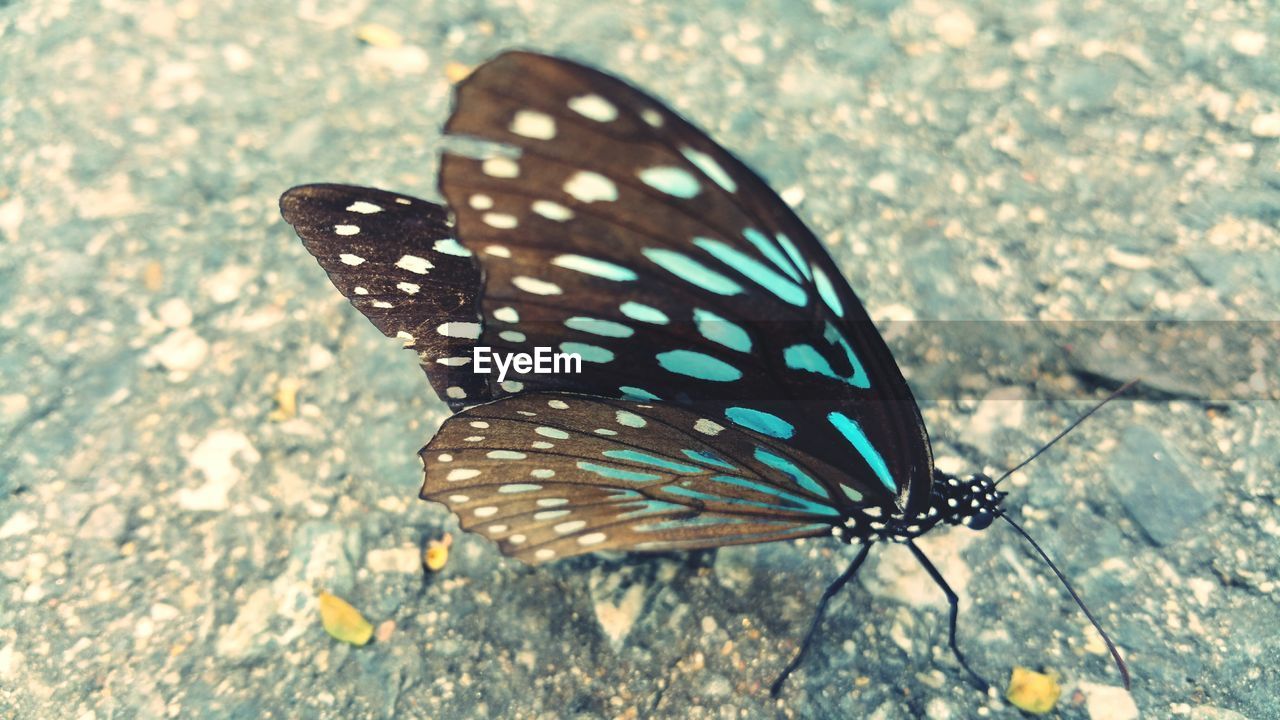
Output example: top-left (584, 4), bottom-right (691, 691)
top-left (1, 0), bottom-right (1276, 717)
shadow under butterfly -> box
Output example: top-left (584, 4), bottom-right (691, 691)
top-left (280, 50), bottom-right (1131, 696)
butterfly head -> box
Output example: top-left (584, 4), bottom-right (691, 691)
top-left (933, 470), bottom-right (1007, 531)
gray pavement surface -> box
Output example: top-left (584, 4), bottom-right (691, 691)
top-left (2, 0), bottom-right (1277, 718)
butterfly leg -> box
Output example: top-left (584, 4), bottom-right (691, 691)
top-left (769, 543), bottom-right (871, 698)
top-left (907, 540), bottom-right (991, 693)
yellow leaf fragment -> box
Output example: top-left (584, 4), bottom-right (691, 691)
top-left (144, 261), bottom-right (164, 292)
top-left (423, 533), bottom-right (452, 572)
top-left (1005, 666), bottom-right (1061, 714)
top-left (268, 377), bottom-right (300, 421)
top-left (318, 591), bottom-right (373, 646)
top-left (445, 61), bottom-right (472, 84)
top-left (355, 23), bottom-right (403, 48)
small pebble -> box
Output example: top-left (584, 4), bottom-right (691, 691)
top-left (156, 298), bottom-right (193, 328)
top-left (1228, 29), bottom-right (1267, 57)
top-left (1081, 683), bottom-right (1138, 720)
top-left (1249, 112), bottom-right (1280, 138)
top-left (375, 619), bottom-right (396, 644)
top-left (146, 328), bottom-right (209, 375)
top-left (366, 547), bottom-right (421, 574)
top-left (364, 45), bottom-right (430, 75)
top-left (868, 171), bottom-right (899, 198)
top-left (933, 10), bottom-right (977, 48)
top-left (0, 511), bottom-right (38, 538)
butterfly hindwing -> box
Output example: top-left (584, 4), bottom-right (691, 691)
top-left (437, 52), bottom-right (932, 511)
top-left (280, 184), bottom-right (492, 410)
top-left (422, 391), bottom-right (849, 563)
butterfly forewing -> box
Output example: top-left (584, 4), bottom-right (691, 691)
top-left (422, 392), bottom-right (843, 563)
top-left (281, 184), bottom-right (492, 410)
top-left (439, 52), bottom-right (932, 512)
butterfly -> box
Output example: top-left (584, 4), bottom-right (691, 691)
top-left (281, 50), bottom-right (1129, 696)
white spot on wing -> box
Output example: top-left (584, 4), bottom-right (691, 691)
top-left (469, 194), bottom-right (494, 210)
top-left (694, 419), bottom-right (724, 436)
top-left (681, 147), bottom-right (737, 192)
top-left (641, 108), bottom-right (663, 127)
top-left (568, 94), bottom-right (618, 122)
top-left (493, 307), bottom-right (519, 323)
top-left (395, 254), bottom-right (433, 274)
top-left (509, 109), bottom-right (557, 139)
top-left (397, 282), bottom-right (420, 294)
top-left (346, 201), bottom-right (383, 214)
top-left (334, 224), bottom-right (360, 236)
top-left (437, 322), bottom-right (482, 339)
top-left (615, 411), bottom-right (646, 428)
top-left (484, 245), bottom-right (512, 258)
top-left (474, 506), bottom-right (498, 518)
top-left (578, 532), bottom-right (606, 546)
top-left (554, 520), bottom-right (586, 534)
top-left (531, 200), bottom-right (574, 221)
top-left (433, 238), bottom-right (472, 257)
top-left (446, 468), bottom-right (480, 481)
top-left (483, 213), bottom-right (518, 229)
top-left (437, 357), bottom-right (470, 366)
top-left (446, 386), bottom-right (466, 399)
top-left (535, 548), bottom-right (555, 560)
top-left (512, 276), bottom-right (563, 295)
top-left (482, 157), bottom-right (519, 178)
top-left (499, 483), bottom-right (542, 493)
top-left (339, 253), bottom-right (366, 266)
top-left (353, 286), bottom-right (368, 295)
top-left (563, 171), bottom-right (618, 203)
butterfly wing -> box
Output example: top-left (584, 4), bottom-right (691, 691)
top-left (422, 392), bottom-right (842, 563)
top-left (280, 183), bottom-right (492, 410)
top-left (437, 52), bottom-right (932, 513)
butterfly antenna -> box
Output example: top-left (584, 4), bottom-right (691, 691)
top-left (1000, 513), bottom-right (1131, 689)
top-left (994, 379), bottom-right (1141, 486)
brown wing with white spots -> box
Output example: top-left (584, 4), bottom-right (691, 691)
top-left (437, 51), bottom-right (932, 513)
top-left (421, 392), bottom-right (843, 564)
top-left (280, 184), bottom-right (492, 410)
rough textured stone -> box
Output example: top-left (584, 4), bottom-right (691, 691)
top-left (1107, 426), bottom-right (1215, 546)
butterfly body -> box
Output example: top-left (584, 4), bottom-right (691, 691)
top-left (832, 471), bottom-right (1006, 545)
top-left (282, 49), bottom-right (1126, 695)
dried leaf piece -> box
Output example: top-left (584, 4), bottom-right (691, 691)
top-left (356, 23), bottom-right (403, 48)
top-left (144, 261), bottom-right (164, 291)
top-left (423, 533), bottom-right (452, 572)
top-left (1005, 666), bottom-right (1061, 714)
top-left (444, 61), bottom-right (471, 83)
top-left (268, 378), bottom-right (300, 421)
top-left (318, 591), bottom-right (373, 646)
